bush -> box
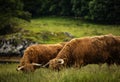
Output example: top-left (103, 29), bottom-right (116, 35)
top-left (23, 0), bottom-right (73, 16)
top-left (71, 0), bottom-right (120, 24)
top-left (88, 0), bottom-right (120, 23)
top-left (71, 0), bottom-right (91, 17)
top-left (0, 0), bottom-right (31, 35)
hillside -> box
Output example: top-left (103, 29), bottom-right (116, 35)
top-left (2, 17), bottom-right (120, 43)
top-left (0, 17), bottom-right (120, 57)
top-left (0, 17), bottom-right (120, 82)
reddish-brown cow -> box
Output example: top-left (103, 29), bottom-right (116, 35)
top-left (16, 42), bottom-right (66, 72)
top-left (48, 35), bottom-right (120, 70)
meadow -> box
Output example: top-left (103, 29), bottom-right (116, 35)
top-left (0, 17), bottom-right (120, 82)
top-left (19, 17), bottom-right (120, 43)
top-left (0, 63), bottom-right (120, 82)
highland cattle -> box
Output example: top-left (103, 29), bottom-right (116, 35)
top-left (47, 35), bottom-right (120, 70)
top-left (16, 42), bottom-right (66, 72)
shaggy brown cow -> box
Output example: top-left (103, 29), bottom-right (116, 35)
top-left (16, 42), bottom-right (66, 72)
top-left (47, 35), bottom-right (120, 70)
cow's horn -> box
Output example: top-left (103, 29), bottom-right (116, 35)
top-left (42, 62), bottom-right (50, 68)
top-left (32, 63), bottom-right (42, 67)
top-left (58, 59), bottom-right (64, 64)
top-left (17, 66), bottom-right (24, 71)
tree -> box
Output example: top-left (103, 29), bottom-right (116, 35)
top-left (89, 0), bottom-right (120, 23)
top-left (58, 0), bottom-right (73, 16)
top-left (23, 0), bottom-right (73, 17)
top-left (22, 0), bottom-right (43, 16)
top-left (0, 0), bottom-right (31, 35)
top-left (71, 0), bottom-right (91, 17)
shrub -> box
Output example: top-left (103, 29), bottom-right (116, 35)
top-left (88, 0), bottom-right (120, 23)
top-left (0, 0), bottom-right (31, 35)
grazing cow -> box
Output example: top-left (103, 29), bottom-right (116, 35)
top-left (16, 42), bottom-right (66, 72)
top-left (47, 35), bottom-right (120, 70)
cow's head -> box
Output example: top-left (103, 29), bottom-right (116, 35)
top-left (48, 59), bottom-right (65, 71)
top-left (16, 63), bottom-right (42, 73)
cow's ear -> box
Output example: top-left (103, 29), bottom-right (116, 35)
top-left (57, 59), bottom-right (64, 64)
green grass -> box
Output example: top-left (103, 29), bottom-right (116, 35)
top-left (21, 16), bottom-right (120, 38)
top-left (0, 63), bottom-right (120, 82)
top-left (3, 16), bottom-right (120, 43)
top-left (0, 17), bottom-right (120, 82)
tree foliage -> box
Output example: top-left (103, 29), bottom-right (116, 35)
top-left (0, 0), bottom-right (31, 35)
top-left (22, 0), bottom-right (120, 24)
top-left (71, 0), bottom-right (91, 17)
top-left (23, 0), bottom-right (73, 16)
top-left (89, 0), bottom-right (120, 23)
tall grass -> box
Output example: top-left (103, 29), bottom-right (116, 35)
top-left (0, 63), bottom-right (120, 82)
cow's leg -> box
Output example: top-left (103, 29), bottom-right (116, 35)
top-left (74, 59), bottom-right (84, 68)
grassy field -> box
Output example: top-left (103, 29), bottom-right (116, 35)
top-left (0, 17), bottom-right (120, 82)
top-left (3, 16), bottom-right (120, 43)
top-left (19, 16), bottom-right (120, 43)
top-left (21, 17), bottom-right (120, 36)
top-left (0, 63), bottom-right (120, 82)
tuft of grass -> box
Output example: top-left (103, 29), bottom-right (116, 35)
top-left (0, 63), bottom-right (120, 82)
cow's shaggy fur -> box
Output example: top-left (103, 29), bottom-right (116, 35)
top-left (17, 42), bottom-right (66, 72)
top-left (49, 35), bottom-right (120, 70)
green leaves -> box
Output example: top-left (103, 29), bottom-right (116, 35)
top-left (0, 0), bottom-right (31, 35)
top-left (88, 0), bottom-right (120, 23)
top-left (72, 0), bottom-right (120, 24)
